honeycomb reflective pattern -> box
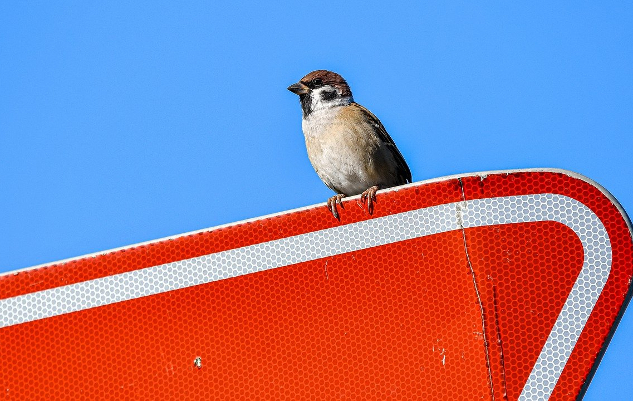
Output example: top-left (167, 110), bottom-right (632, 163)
top-left (1, 170), bottom-right (631, 400)
top-left (461, 195), bottom-right (610, 400)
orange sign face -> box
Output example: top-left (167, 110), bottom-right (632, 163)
top-left (1, 169), bottom-right (632, 400)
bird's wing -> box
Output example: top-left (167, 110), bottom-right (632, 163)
top-left (352, 103), bottom-right (412, 184)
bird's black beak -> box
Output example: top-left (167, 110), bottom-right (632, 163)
top-left (287, 82), bottom-right (310, 95)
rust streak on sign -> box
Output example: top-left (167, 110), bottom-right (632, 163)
top-left (458, 177), bottom-right (496, 401)
top-left (493, 284), bottom-right (510, 401)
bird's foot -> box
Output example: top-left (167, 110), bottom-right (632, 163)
top-left (360, 186), bottom-right (379, 215)
top-left (327, 194), bottom-right (346, 220)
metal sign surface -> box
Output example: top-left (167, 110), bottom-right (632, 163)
top-left (1, 169), bottom-right (631, 400)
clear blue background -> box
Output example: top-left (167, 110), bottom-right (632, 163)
top-left (1, 2), bottom-right (631, 398)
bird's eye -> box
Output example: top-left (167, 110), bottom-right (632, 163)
top-left (311, 78), bottom-right (323, 87)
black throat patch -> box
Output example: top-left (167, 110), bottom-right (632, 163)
top-left (299, 93), bottom-right (313, 117)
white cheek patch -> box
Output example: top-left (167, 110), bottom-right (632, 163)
top-left (310, 86), bottom-right (353, 112)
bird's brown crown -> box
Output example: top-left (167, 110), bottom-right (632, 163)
top-left (300, 70), bottom-right (352, 97)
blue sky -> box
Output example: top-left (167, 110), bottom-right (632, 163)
top-left (1, 2), bottom-right (632, 398)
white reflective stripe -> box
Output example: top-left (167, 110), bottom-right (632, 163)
top-left (460, 195), bottom-right (611, 399)
top-left (0, 201), bottom-right (459, 328)
top-left (0, 194), bottom-right (611, 400)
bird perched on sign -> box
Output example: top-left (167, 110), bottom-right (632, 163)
top-left (288, 70), bottom-right (412, 219)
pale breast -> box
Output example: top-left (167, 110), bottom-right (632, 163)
top-left (302, 105), bottom-right (401, 195)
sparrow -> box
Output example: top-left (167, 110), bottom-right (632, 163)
top-left (288, 70), bottom-right (412, 219)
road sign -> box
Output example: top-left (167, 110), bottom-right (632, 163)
top-left (1, 169), bottom-right (632, 400)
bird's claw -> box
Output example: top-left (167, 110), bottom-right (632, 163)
top-left (327, 194), bottom-right (346, 220)
top-left (360, 186), bottom-right (379, 215)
